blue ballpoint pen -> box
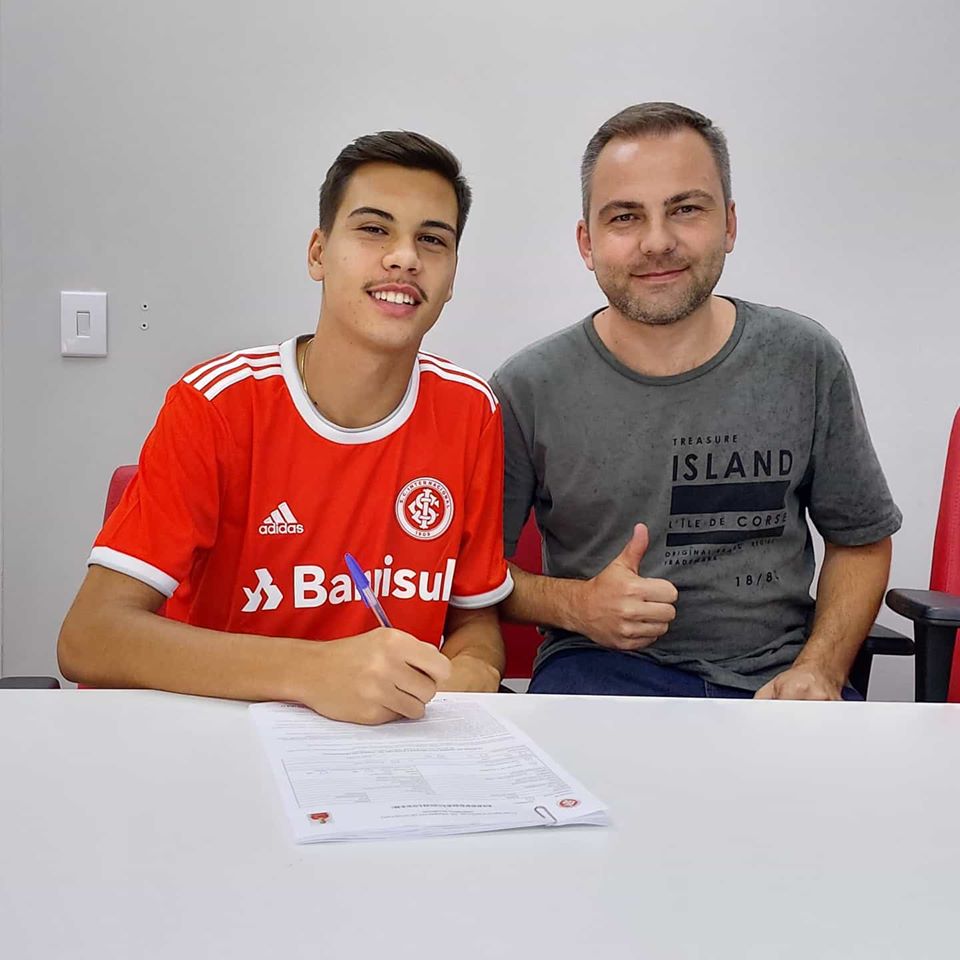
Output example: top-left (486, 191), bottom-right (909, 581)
top-left (344, 553), bottom-right (393, 628)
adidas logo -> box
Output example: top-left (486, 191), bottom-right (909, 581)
top-left (258, 501), bottom-right (304, 536)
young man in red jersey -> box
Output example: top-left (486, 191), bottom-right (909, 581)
top-left (59, 132), bottom-right (513, 724)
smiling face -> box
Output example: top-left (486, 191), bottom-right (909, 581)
top-left (578, 129), bottom-right (737, 326)
top-left (308, 162), bottom-right (459, 353)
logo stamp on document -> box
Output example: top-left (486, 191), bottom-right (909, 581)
top-left (395, 477), bottom-right (454, 541)
top-left (558, 798), bottom-right (580, 808)
top-left (308, 811), bottom-right (331, 824)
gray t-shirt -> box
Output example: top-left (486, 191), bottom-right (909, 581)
top-left (490, 298), bottom-right (902, 690)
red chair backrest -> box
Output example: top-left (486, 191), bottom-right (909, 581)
top-left (102, 463), bottom-right (167, 617)
top-left (78, 465), bottom-right (143, 690)
top-left (104, 464), bottom-right (139, 522)
top-left (501, 513), bottom-right (544, 679)
top-left (929, 409), bottom-right (960, 701)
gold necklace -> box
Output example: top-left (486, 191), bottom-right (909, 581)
top-left (297, 336), bottom-right (314, 397)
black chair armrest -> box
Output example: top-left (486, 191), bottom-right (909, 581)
top-left (0, 676), bottom-right (61, 689)
top-left (885, 589), bottom-right (960, 701)
top-left (886, 589), bottom-right (960, 627)
top-left (863, 621), bottom-right (914, 657)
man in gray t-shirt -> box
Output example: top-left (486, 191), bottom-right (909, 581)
top-left (491, 102), bottom-right (900, 699)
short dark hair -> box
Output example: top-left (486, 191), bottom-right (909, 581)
top-left (318, 131), bottom-right (472, 246)
top-left (580, 102), bottom-right (731, 219)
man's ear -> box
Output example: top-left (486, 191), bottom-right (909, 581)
top-left (576, 219), bottom-right (595, 272)
top-left (724, 201), bottom-right (738, 254)
top-left (307, 228), bottom-right (326, 282)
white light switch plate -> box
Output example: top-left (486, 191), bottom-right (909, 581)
top-left (61, 291), bottom-right (107, 357)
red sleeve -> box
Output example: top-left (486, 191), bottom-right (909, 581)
top-left (448, 407), bottom-right (514, 608)
top-left (89, 381), bottom-right (228, 596)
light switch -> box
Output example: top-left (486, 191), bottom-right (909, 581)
top-left (61, 292), bottom-right (107, 357)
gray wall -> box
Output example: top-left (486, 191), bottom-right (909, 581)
top-left (2, 0), bottom-right (958, 698)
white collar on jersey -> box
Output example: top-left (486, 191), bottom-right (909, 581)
top-left (279, 337), bottom-right (420, 445)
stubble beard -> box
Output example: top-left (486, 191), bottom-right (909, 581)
top-left (597, 248), bottom-right (726, 327)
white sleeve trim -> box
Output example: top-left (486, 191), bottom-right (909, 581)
top-left (88, 547), bottom-right (179, 598)
top-left (449, 569), bottom-right (515, 609)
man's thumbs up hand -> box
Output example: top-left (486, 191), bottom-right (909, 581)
top-left (574, 523), bottom-right (679, 650)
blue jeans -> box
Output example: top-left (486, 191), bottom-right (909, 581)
top-left (528, 648), bottom-right (864, 700)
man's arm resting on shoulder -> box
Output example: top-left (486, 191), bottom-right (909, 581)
top-left (58, 565), bottom-right (450, 724)
top-left (499, 523), bottom-right (677, 651)
top-left (755, 537), bottom-right (892, 700)
top-left (437, 605), bottom-right (505, 692)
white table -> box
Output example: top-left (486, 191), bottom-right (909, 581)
top-left (1, 691), bottom-right (958, 959)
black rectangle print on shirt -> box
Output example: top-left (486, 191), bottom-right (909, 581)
top-left (666, 480), bottom-right (789, 546)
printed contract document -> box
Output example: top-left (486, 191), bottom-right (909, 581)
top-left (250, 696), bottom-right (610, 842)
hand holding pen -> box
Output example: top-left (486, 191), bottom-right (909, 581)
top-left (293, 553), bottom-right (449, 724)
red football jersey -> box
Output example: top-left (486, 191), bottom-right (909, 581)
top-left (90, 338), bottom-right (513, 646)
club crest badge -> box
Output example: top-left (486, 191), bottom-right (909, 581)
top-left (395, 477), bottom-right (454, 541)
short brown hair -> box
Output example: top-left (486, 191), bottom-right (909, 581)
top-left (318, 131), bottom-right (472, 246)
top-left (580, 102), bottom-right (731, 218)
